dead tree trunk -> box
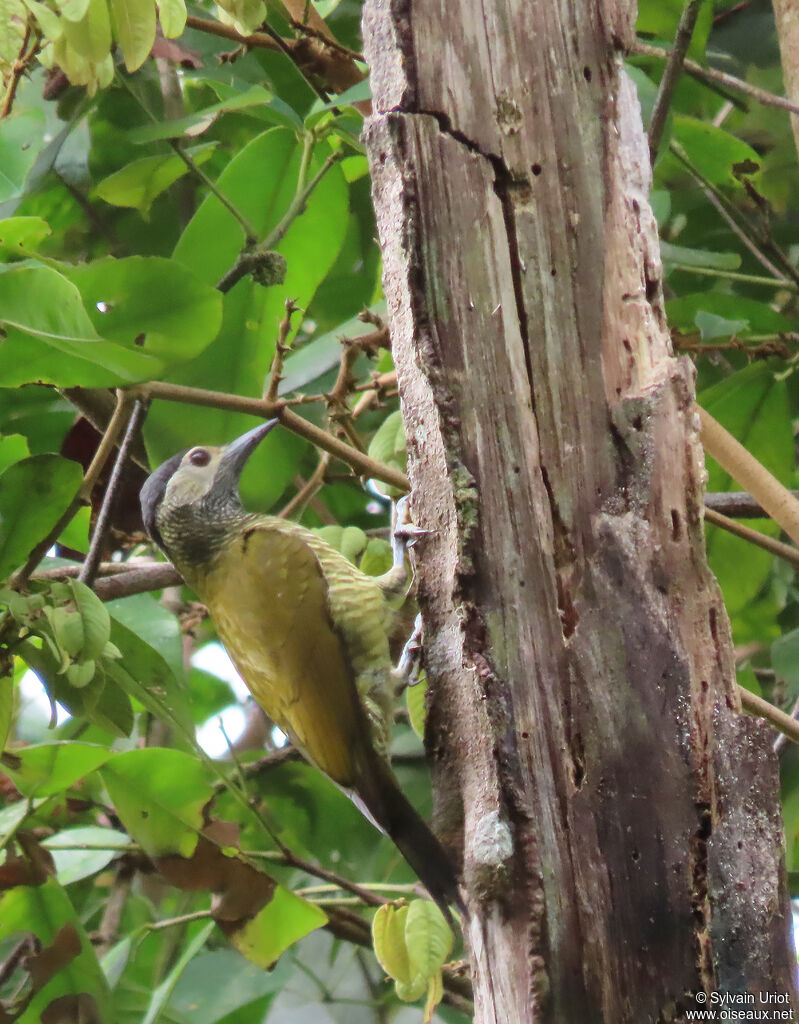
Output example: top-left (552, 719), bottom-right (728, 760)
top-left (363, 0), bottom-right (798, 1021)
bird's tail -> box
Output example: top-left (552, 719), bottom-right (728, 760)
top-left (353, 754), bottom-right (464, 928)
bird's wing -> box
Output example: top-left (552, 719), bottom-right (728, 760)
top-left (206, 524), bottom-right (370, 788)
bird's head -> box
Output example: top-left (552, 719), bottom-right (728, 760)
top-left (140, 419), bottom-right (279, 560)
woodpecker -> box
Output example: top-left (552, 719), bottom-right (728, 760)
top-left (140, 420), bottom-right (461, 921)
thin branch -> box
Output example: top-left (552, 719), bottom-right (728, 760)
top-left (279, 451), bottom-right (331, 518)
top-left (668, 263), bottom-right (797, 291)
top-left (184, 14), bottom-right (282, 52)
top-left (703, 490), bottom-right (799, 519)
top-left (79, 398), bottom-right (145, 588)
top-left (673, 333), bottom-right (796, 359)
top-left (773, 695), bottom-right (799, 756)
top-left (632, 39), bottom-right (799, 120)
top-left (133, 381), bottom-right (410, 491)
top-left (704, 507), bottom-right (799, 571)
top-left (265, 299), bottom-right (300, 404)
top-left (144, 909), bottom-right (213, 932)
top-left (216, 247), bottom-right (287, 294)
top-left (91, 563), bottom-right (183, 600)
top-left (12, 391), bottom-right (134, 588)
top-left (0, 22), bottom-right (40, 120)
top-left (116, 71), bottom-right (258, 243)
top-left (647, 0), bottom-right (705, 161)
top-left (261, 150), bottom-right (344, 252)
top-left (288, 19), bottom-right (365, 61)
top-left (698, 406), bottom-right (799, 549)
top-left (670, 140), bottom-right (799, 288)
top-left (739, 687), bottom-right (799, 746)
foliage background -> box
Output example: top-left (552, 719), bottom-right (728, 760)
top-left (0, 0), bottom-right (797, 1020)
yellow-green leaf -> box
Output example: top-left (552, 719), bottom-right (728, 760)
top-left (109, 0), bottom-right (155, 71)
top-left (372, 903), bottom-right (413, 986)
top-left (156, 0), bottom-right (185, 35)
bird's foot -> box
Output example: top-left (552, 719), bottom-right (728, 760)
top-left (392, 611), bottom-right (424, 692)
top-left (390, 496), bottom-right (428, 571)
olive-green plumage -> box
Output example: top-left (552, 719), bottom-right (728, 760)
top-left (140, 422), bottom-right (461, 920)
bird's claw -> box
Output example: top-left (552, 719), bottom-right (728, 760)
top-left (392, 495), bottom-right (428, 549)
top-left (393, 611), bottom-right (424, 692)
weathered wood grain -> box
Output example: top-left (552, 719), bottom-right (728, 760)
top-left (363, 1), bottom-right (797, 1021)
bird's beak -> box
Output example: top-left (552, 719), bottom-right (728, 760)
top-left (216, 419), bottom-right (279, 490)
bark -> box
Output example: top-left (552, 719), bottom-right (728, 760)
top-left (362, 1), bottom-right (798, 1021)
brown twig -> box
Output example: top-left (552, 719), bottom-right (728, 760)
top-left (265, 299), bottom-right (301, 404)
top-left (0, 22), bottom-right (40, 120)
top-left (184, 14), bottom-right (282, 52)
top-left (699, 406), bottom-right (799, 548)
top-left (739, 687), bottom-right (799, 746)
top-left (704, 506), bottom-right (799, 571)
top-left (647, 0), bottom-right (706, 161)
top-left (134, 381), bottom-right (410, 491)
top-left (703, 491), bottom-right (799, 519)
top-left (632, 39), bottom-right (799, 119)
top-left (79, 399), bottom-right (146, 588)
top-left (288, 18), bottom-right (364, 62)
top-left (279, 452), bottom-right (331, 518)
top-left (673, 333), bottom-right (796, 359)
top-left (12, 392), bottom-right (135, 588)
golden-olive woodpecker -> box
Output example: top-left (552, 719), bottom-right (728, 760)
top-left (140, 420), bottom-right (461, 920)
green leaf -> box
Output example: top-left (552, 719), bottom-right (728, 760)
top-left (4, 742), bottom-right (112, 797)
top-left (0, 674), bottom-right (13, 751)
top-left (146, 129), bottom-right (348, 500)
top-left (93, 143), bottom-right (217, 214)
top-left (772, 629), bottom-right (799, 703)
top-left (100, 748), bottom-right (212, 858)
top-left (0, 109), bottom-right (46, 202)
top-left (142, 921), bottom-right (216, 1024)
top-left (156, 0), bottom-right (185, 36)
top-left (694, 311), bottom-right (749, 342)
top-left (127, 86), bottom-right (275, 142)
top-left (42, 825), bottom-right (131, 885)
top-left (636, 0), bottom-right (712, 60)
top-left (660, 241), bottom-right (741, 271)
top-left (0, 454), bottom-right (82, 582)
top-left (105, 611), bottom-right (194, 738)
top-left (0, 266), bottom-right (163, 387)
top-left (372, 903), bottom-right (413, 986)
top-left (168, 948), bottom-right (288, 1023)
top-left (673, 117), bottom-right (762, 188)
top-left (106, 592), bottom-right (184, 685)
top-left (359, 537), bottom-right (392, 577)
top-left (0, 215), bottom-right (52, 251)
top-left (230, 885), bottom-right (327, 968)
top-left (109, 0), bottom-right (156, 70)
top-left (0, 877), bottom-right (112, 1022)
top-left (404, 899), bottom-right (453, 979)
top-left (368, 409), bottom-right (406, 496)
top-left (63, 0), bottom-right (111, 62)
top-left (64, 255), bottom-right (223, 368)
top-left (667, 293), bottom-right (792, 338)
top-left (0, 433), bottom-right (30, 475)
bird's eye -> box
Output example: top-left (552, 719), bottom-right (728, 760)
top-left (189, 448), bottom-right (211, 467)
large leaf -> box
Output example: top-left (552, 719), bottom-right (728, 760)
top-left (142, 130), bottom-right (348, 501)
top-left (0, 266), bottom-right (163, 387)
top-left (92, 143), bottom-right (217, 214)
top-left (0, 109), bottom-right (46, 202)
top-left (108, 0), bottom-right (156, 70)
top-left (99, 747), bottom-right (212, 858)
top-left (104, 613), bottom-right (194, 739)
top-left (0, 877), bottom-right (112, 1022)
top-left (0, 454), bottom-right (82, 582)
top-left (64, 255), bottom-right (223, 366)
top-left (4, 741), bottom-right (112, 797)
top-left (673, 117), bottom-right (762, 189)
top-left (42, 825), bottom-right (131, 885)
